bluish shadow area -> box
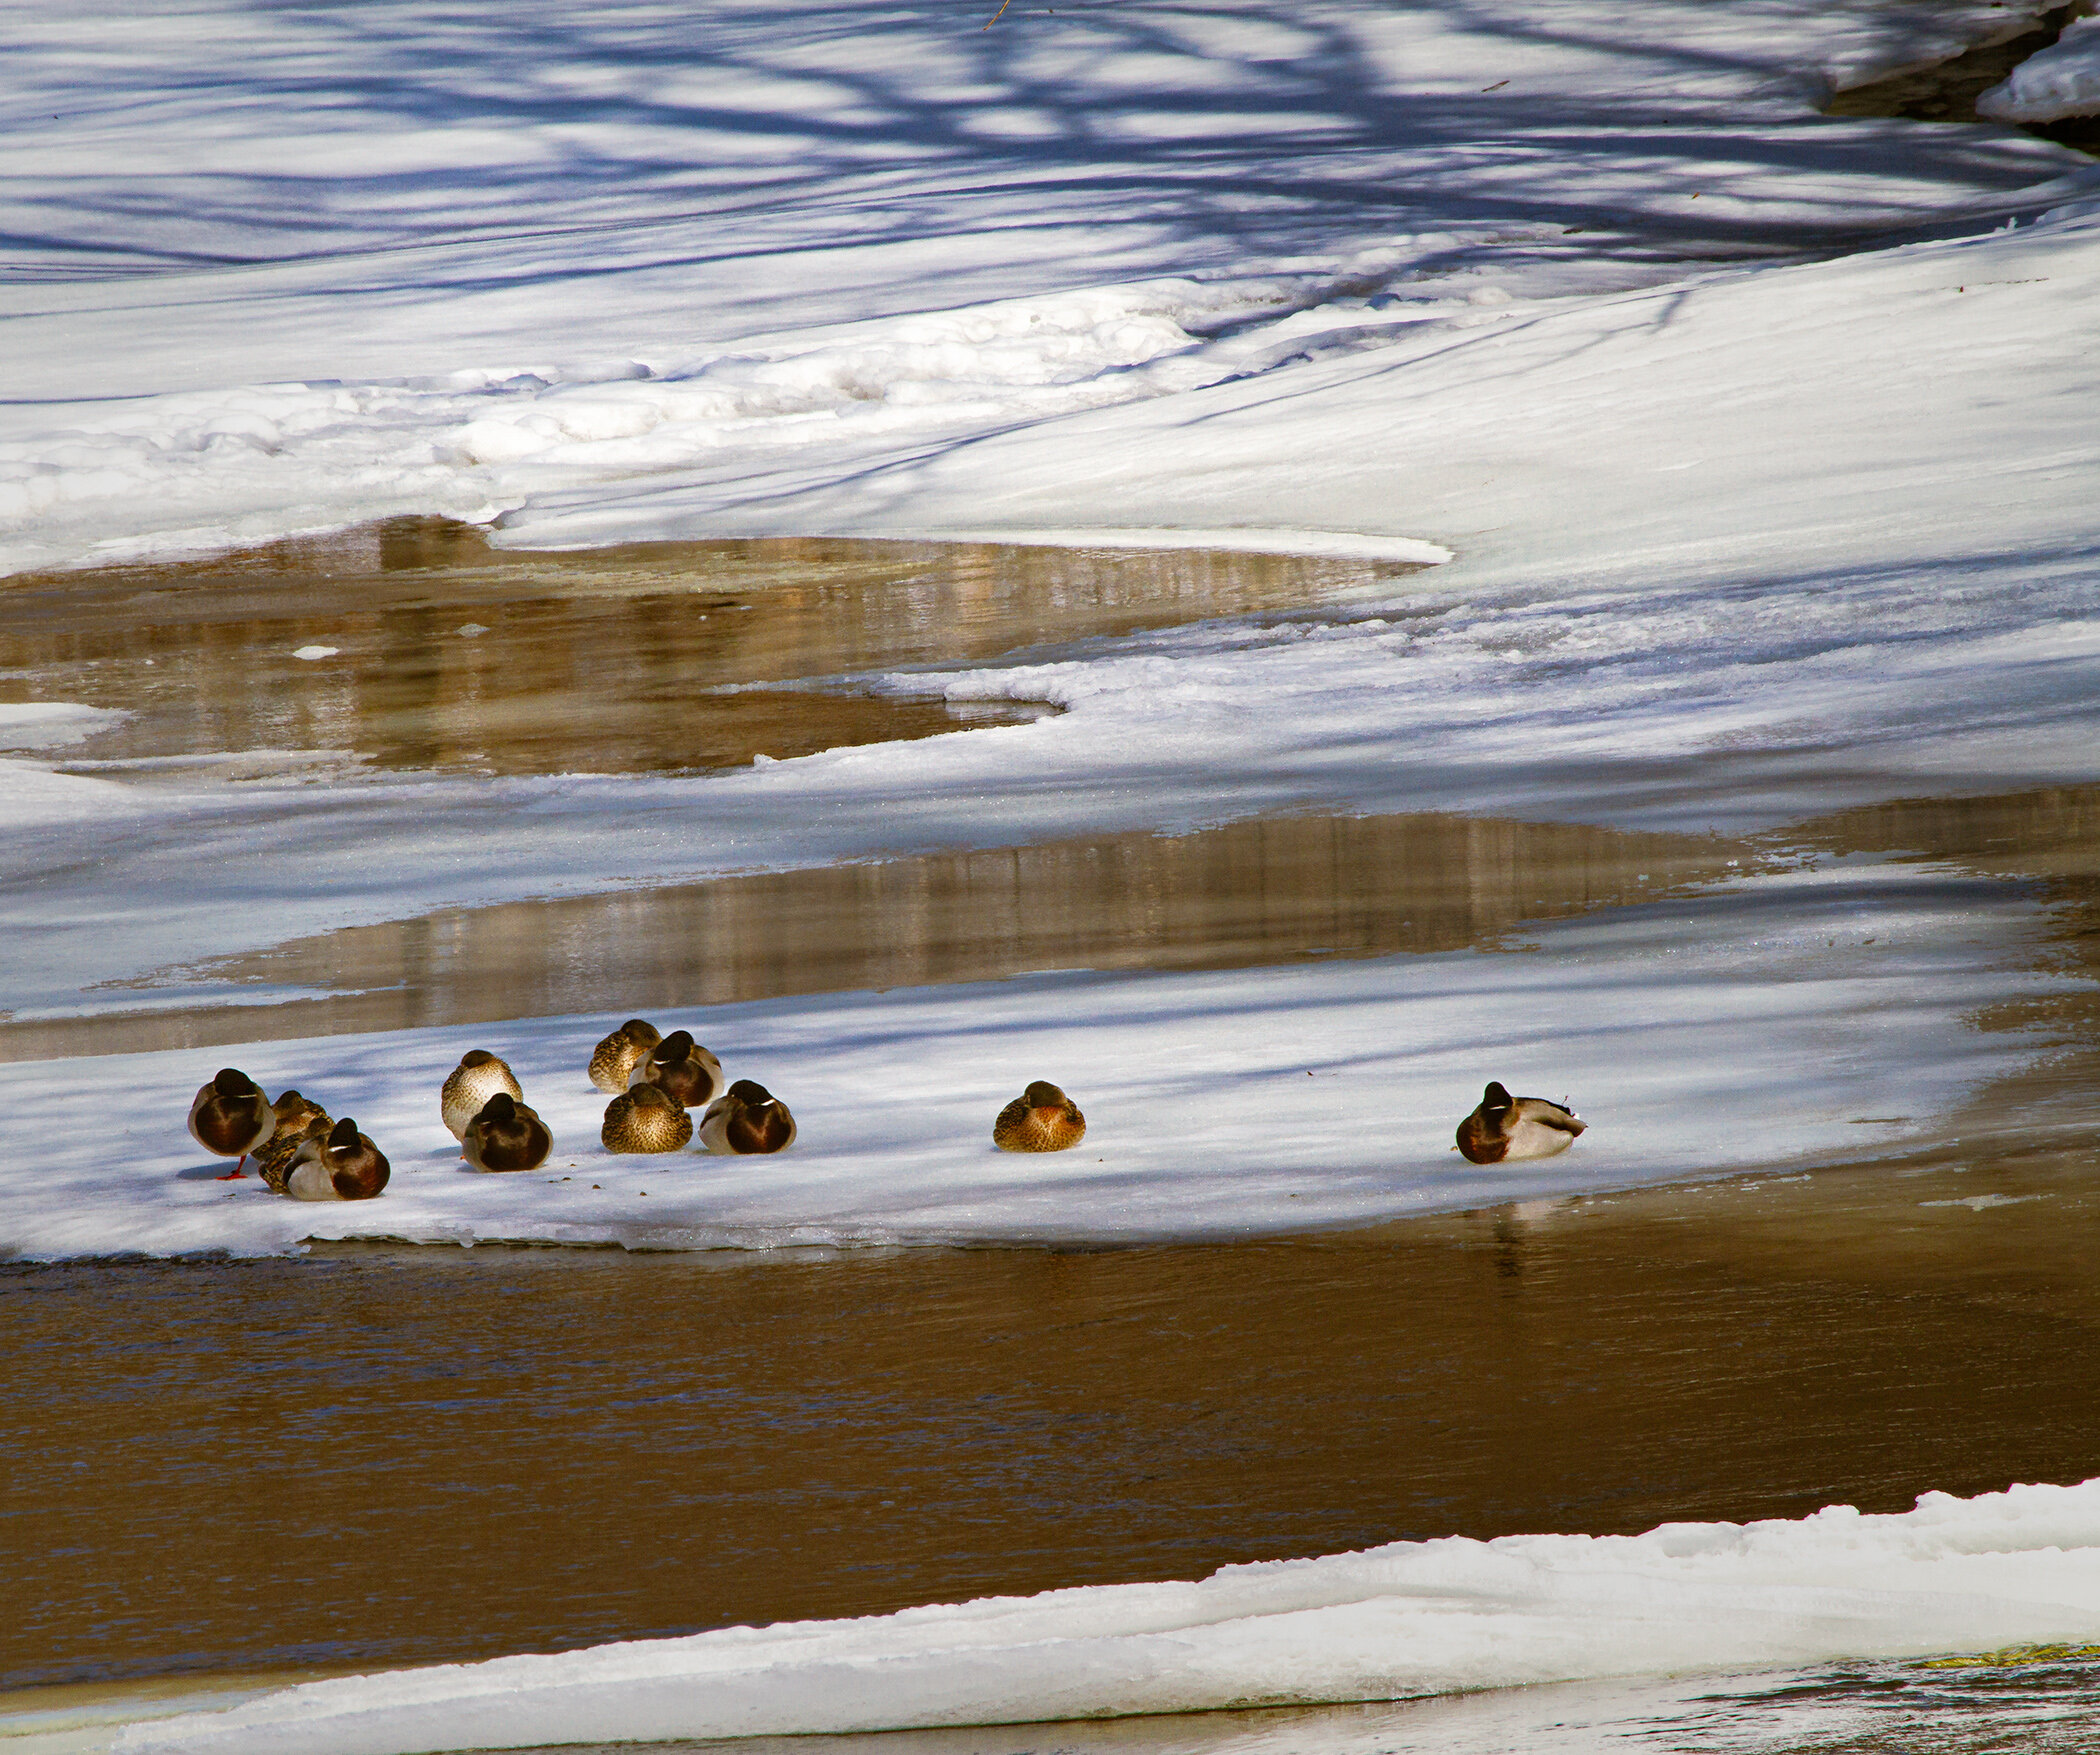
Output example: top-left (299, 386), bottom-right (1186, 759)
top-left (1, 1), bottom-right (2087, 293)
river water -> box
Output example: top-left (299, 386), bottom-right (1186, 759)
top-left (1, 529), bottom-right (2097, 1751)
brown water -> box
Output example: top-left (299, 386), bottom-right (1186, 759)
top-left (10, 810), bottom-right (1754, 1061)
top-left (0, 519), bottom-right (1416, 780)
top-left (3, 1142), bottom-right (2096, 1697)
top-left (5, 532), bottom-right (2098, 1742)
top-left (1827, 3), bottom-right (2100, 155)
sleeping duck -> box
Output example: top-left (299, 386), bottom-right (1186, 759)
top-left (1455, 1082), bottom-right (1585, 1164)
top-left (441, 1050), bottom-right (524, 1142)
top-left (630, 1029), bottom-right (723, 1111)
top-left (187, 1067), bottom-right (276, 1179)
top-left (254, 1090), bottom-right (331, 1192)
top-left (601, 1082), bottom-right (693, 1154)
top-left (283, 1116), bottom-right (391, 1201)
top-left (698, 1080), bottom-right (797, 1156)
top-left (462, 1091), bottom-right (553, 1173)
top-left (993, 1081), bottom-right (1086, 1153)
top-left (589, 1018), bottom-right (662, 1095)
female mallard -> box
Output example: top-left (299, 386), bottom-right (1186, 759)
top-left (589, 1018), bottom-right (662, 1095)
top-left (187, 1067), bottom-right (276, 1179)
top-left (254, 1090), bottom-right (331, 1192)
top-left (1455, 1081), bottom-right (1585, 1164)
top-left (630, 1029), bottom-right (723, 1111)
top-left (462, 1091), bottom-right (553, 1173)
top-left (441, 1050), bottom-right (523, 1141)
top-left (601, 1082), bottom-right (692, 1154)
top-left (283, 1116), bottom-right (391, 1201)
top-left (993, 1081), bottom-right (1086, 1153)
top-left (698, 1080), bottom-right (797, 1156)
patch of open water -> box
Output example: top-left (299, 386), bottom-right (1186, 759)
top-left (2, 531), bottom-right (2096, 1751)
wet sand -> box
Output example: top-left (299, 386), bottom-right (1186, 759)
top-left (3, 1145), bottom-right (2095, 1695)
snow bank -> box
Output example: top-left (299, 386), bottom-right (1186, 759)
top-left (3, 2), bottom-right (2093, 575)
top-left (99, 1479), bottom-right (2100, 1754)
top-left (1980, 15), bottom-right (2100, 123)
top-left (0, 859), bottom-right (2073, 1260)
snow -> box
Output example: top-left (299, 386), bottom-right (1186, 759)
top-left (58, 1479), bottom-right (2100, 1754)
top-left (0, 702), bottom-right (125, 749)
top-left (0, 858), bottom-right (2071, 1261)
top-left (5, 1), bottom-right (2100, 1740)
top-left (1980, 15), bottom-right (2100, 123)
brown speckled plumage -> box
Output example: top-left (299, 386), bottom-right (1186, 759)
top-left (602, 1082), bottom-right (693, 1154)
top-left (588, 1018), bottom-right (661, 1094)
top-left (992, 1080), bottom-right (1086, 1153)
top-left (255, 1091), bottom-right (331, 1192)
top-left (441, 1050), bottom-right (523, 1141)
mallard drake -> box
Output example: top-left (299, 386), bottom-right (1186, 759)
top-left (698, 1080), bottom-right (797, 1155)
top-left (441, 1050), bottom-right (523, 1142)
top-left (601, 1082), bottom-right (692, 1154)
top-left (993, 1081), bottom-right (1086, 1153)
top-left (589, 1018), bottom-right (662, 1095)
top-left (630, 1029), bottom-right (723, 1111)
top-left (254, 1090), bottom-right (331, 1192)
top-left (283, 1116), bottom-right (391, 1200)
top-left (187, 1067), bottom-right (276, 1179)
top-left (462, 1091), bottom-right (553, 1173)
top-left (1455, 1082), bottom-right (1585, 1164)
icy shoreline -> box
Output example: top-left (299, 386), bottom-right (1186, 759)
top-left (72, 1480), bottom-right (2100, 1755)
top-left (0, 854), bottom-right (2076, 1262)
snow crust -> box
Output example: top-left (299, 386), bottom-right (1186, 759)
top-left (0, 859), bottom-right (2071, 1261)
top-left (88, 1479), bottom-right (2100, 1754)
top-left (1979, 15), bottom-right (2100, 122)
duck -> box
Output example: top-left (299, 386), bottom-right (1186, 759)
top-left (441, 1050), bottom-right (523, 1142)
top-left (601, 1082), bottom-right (693, 1154)
top-left (187, 1067), bottom-right (276, 1179)
top-left (698, 1080), bottom-right (797, 1155)
top-left (589, 1018), bottom-right (662, 1094)
top-left (283, 1116), bottom-right (391, 1200)
top-left (1455, 1081), bottom-right (1586, 1164)
top-left (462, 1091), bottom-right (553, 1173)
top-left (993, 1080), bottom-right (1086, 1153)
top-left (253, 1090), bottom-right (331, 1192)
top-left (630, 1029), bottom-right (723, 1111)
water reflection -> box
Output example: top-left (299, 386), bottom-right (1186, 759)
top-left (0, 519), bottom-right (1419, 778)
top-left (3, 1146), bottom-right (2094, 1694)
top-left (11, 811), bottom-right (1751, 1059)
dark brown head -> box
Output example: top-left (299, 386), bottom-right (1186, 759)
top-left (657, 1030), bottom-right (695, 1061)
top-left (325, 1116), bottom-right (390, 1199)
top-left (470, 1093), bottom-right (549, 1171)
top-left (620, 1019), bottom-right (661, 1046)
top-left (723, 1082), bottom-right (793, 1153)
top-left (1023, 1080), bottom-right (1069, 1110)
top-left (460, 1049), bottom-right (499, 1070)
top-left (628, 1083), bottom-right (679, 1114)
top-left (214, 1067), bottom-right (260, 1099)
top-left (1481, 1081), bottom-right (1513, 1116)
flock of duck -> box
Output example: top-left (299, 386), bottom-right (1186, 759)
top-left (185, 1016), bottom-right (1583, 1202)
